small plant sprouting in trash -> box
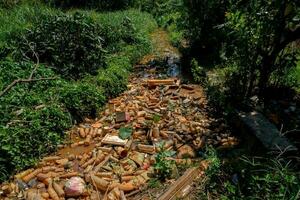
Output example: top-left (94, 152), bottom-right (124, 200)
top-left (119, 126), bottom-right (132, 140)
top-left (154, 142), bottom-right (176, 180)
top-left (152, 114), bottom-right (161, 123)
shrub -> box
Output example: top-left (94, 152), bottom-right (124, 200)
top-left (0, 61), bottom-right (72, 181)
top-left (191, 58), bottom-right (206, 84)
top-left (96, 56), bottom-right (131, 98)
top-left (59, 81), bottom-right (106, 121)
top-left (87, 9), bottom-right (157, 54)
top-left (0, 4), bottom-right (59, 49)
top-left (0, 0), bottom-right (20, 9)
top-left (198, 156), bottom-right (300, 200)
top-left (10, 12), bottom-right (105, 79)
top-left (45, 0), bottom-right (132, 11)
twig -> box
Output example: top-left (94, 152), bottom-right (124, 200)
top-left (27, 41), bottom-right (40, 79)
top-left (281, 129), bottom-right (300, 136)
top-left (0, 39), bottom-right (54, 98)
top-left (0, 77), bottom-right (57, 97)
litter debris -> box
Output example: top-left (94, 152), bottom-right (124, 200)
top-left (116, 112), bottom-right (130, 123)
top-left (102, 134), bottom-right (128, 146)
top-left (64, 177), bottom-right (85, 197)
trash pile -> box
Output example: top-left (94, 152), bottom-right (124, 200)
top-left (0, 71), bottom-right (238, 200)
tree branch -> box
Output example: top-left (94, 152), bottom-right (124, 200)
top-left (0, 40), bottom-right (57, 98)
top-left (276, 26), bottom-right (300, 56)
top-left (0, 77), bottom-right (57, 97)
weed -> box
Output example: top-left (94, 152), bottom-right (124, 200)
top-left (197, 153), bottom-right (300, 200)
top-left (153, 142), bottom-right (176, 180)
top-left (148, 178), bottom-right (160, 188)
top-left (152, 114), bottom-right (161, 123)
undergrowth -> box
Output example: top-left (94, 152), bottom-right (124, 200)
top-left (197, 149), bottom-right (300, 200)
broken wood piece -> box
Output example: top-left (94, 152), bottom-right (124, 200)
top-left (98, 146), bottom-right (113, 153)
top-left (129, 151), bottom-right (145, 166)
top-left (125, 139), bottom-right (133, 150)
top-left (115, 147), bottom-right (128, 158)
top-left (181, 85), bottom-right (194, 90)
top-left (95, 172), bottom-right (113, 178)
top-left (15, 169), bottom-right (34, 180)
top-left (42, 166), bottom-right (57, 173)
top-left (93, 155), bottom-right (111, 172)
top-left (81, 157), bottom-right (96, 168)
top-left (48, 180), bottom-right (60, 200)
top-left (53, 181), bottom-right (65, 197)
top-left (120, 190), bottom-right (127, 200)
top-left (177, 145), bottom-right (195, 159)
top-left (79, 127), bottom-right (86, 138)
top-left (137, 144), bottom-right (156, 154)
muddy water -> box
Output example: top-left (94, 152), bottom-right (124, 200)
top-left (58, 143), bottom-right (96, 158)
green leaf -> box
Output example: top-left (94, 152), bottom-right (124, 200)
top-left (152, 114), bottom-right (161, 123)
top-left (119, 127), bottom-right (132, 140)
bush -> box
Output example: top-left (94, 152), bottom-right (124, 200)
top-left (96, 55), bottom-right (131, 98)
top-left (86, 9), bottom-right (157, 53)
top-left (0, 0), bottom-right (20, 9)
top-left (45, 0), bottom-right (132, 11)
top-left (191, 58), bottom-right (206, 84)
top-left (199, 155), bottom-right (300, 200)
top-left (10, 12), bottom-right (105, 79)
top-left (0, 61), bottom-right (72, 181)
top-left (0, 4), bottom-right (59, 45)
top-left (59, 81), bottom-right (106, 121)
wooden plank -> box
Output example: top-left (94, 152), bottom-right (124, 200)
top-left (147, 79), bottom-right (175, 86)
top-left (158, 167), bottom-right (200, 200)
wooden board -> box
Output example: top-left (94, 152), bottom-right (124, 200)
top-left (158, 167), bottom-right (201, 200)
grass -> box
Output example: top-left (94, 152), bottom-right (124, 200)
top-left (296, 59), bottom-right (300, 92)
top-left (196, 148), bottom-right (300, 200)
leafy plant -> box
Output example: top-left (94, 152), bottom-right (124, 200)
top-left (198, 154), bottom-right (300, 200)
top-left (152, 114), bottom-right (161, 123)
top-left (154, 143), bottom-right (176, 180)
top-left (10, 12), bottom-right (105, 79)
top-left (59, 81), bottom-right (106, 121)
top-left (119, 127), bottom-right (132, 140)
top-left (148, 178), bottom-right (160, 188)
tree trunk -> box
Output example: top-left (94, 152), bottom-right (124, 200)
top-left (258, 55), bottom-right (275, 105)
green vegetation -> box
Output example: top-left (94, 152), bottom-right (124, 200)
top-left (0, 2), bottom-right (157, 181)
top-left (1, 1), bottom-right (299, 199)
top-left (184, 0), bottom-right (300, 106)
top-left (153, 143), bottom-right (176, 180)
top-left (198, 150), bottom-right (300, 200)
top-left (10, 12), bottom-right (105, 79)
